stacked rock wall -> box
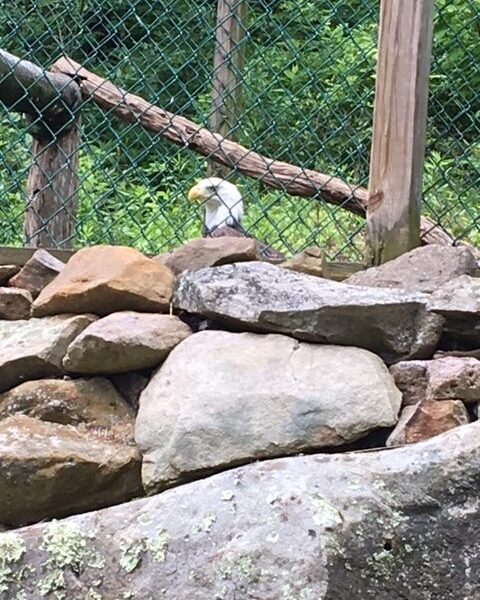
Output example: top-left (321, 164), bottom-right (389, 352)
top-left (0, 240), bottom-right (479, 598)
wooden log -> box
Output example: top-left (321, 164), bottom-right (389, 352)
top-left (208, 0), bottom-right (248, 178)
top-left (0, 48), bottom-right (80, 135)
top-left (51, 57), bottom-right (475, 255)
top-left (366, 1), bottom-right (435, 265)
top-left (51, 56), bottom-right (365, 214)
top-left (24, 116), bottom-right (81, 249)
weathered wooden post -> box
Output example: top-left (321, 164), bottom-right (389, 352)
top-left (0, 49), bottom-right (81, 249)
top-left (366, 1), bottom-right (435, 265)
top-left (25, 117), bottom-right (81, 250)
top-left (208, 0), bottom-right (248, 178)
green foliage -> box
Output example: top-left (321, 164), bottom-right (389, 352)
top-left (0, 0), bottom-right (478, 257)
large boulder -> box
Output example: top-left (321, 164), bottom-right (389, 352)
top-left (9, 249), bottom-right (65, 298)
top-left (345, 245), bottom-right (478, 293)
top-left (0, 314), bottom-right (96, 393)
top-left (63, 312), bottom-right (192, 374)
top-left (4, 422), bottom-right (480, 599)
top-left (136, 331), bottom-right (401, 493)
top-left (0, 415), bottom-right (142, 526)
top-left (173, 262), bottom-right (444, 363)
top-left (155, 237), bottom-right (258, 275)
top-left (428, 275), bottom-right (480, 347)
top-left (32, 245), bottom-right (175, 317)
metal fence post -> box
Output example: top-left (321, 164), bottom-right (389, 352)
top-left (366, 0), bottom-right (435, 265)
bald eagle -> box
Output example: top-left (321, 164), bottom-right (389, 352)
top-left (187, 177), bottom-right (285, 263)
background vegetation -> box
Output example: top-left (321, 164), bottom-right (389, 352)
top-left (0, 0), bottom-right (478, 258)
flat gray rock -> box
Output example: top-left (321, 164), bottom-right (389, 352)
top-left (345, 245), bottom-right (478, 293)
top-left (63, 312), bottom-right (192, 374)
top-left (4, 422), bottom-right (480, 599)
top-left (428, 275), bottom-right (480, 346)
top-left (174, 262), bottom-right (444, 363)
top-left (429, 275), bottom-right (480, 314)
top-left (0, 314), bottom-right (96, 393)
top-left (135, 331), bottom-right (401, 493)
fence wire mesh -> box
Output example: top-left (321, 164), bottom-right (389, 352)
top-left (0, 0), bottom-right (478, 259)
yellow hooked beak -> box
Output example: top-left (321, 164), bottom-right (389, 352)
top-left (188, 183), bottom-right (204, 203)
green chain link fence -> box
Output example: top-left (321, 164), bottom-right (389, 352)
top-left (0, 0), bottom-right (478, 259)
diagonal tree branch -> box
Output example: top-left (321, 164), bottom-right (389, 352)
top-left (51, 56), bottom-right (477, 254)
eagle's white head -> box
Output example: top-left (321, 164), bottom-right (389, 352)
top-left (188, 177), bottom-right (244, 234)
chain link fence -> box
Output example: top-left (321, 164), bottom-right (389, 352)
top-left (0, 0), bottom-right (478, 260)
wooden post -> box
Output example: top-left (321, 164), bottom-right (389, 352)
top-left (0, 49), bottom-right (81, 249)
top-left (366, 1), bottom-right (435, 265)
top-left (24, 118), bottom-right (81, 249)
top-left (0, 49), bottom-right (80, 130)
top-left (208, 0), bottom-right (248, 178)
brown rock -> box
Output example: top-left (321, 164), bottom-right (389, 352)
top-left (0, 287), bottom-right (32, 320)
top-left (280, 247), bottom-right (326, 278)
top-left (155, 237), bottom-right (258, 275)
top-left (63, 312), bottom-right (192, 374)
top-left (0, 377), bottom-right (134, 436)
top-left (386, 399), bottom-right (469, 447)
top-left (32, 245), bottom-right (175, 317)
top-left (389, 361), bottom-right (429, 405)
top-left (346, 245), bottom-right (478, 293)
top-left (0, 265), bottom-right (20, 285)
top-left (427, 357), bottom-right (480, 403)
top-left (0, 314), bottom-right (96, 393)
top-left (0, 415), bottom-right (142, 526)
top-left (391, 357), bottom-right (480, 405)
top-left (9, 249), bottom-right (65, 298)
